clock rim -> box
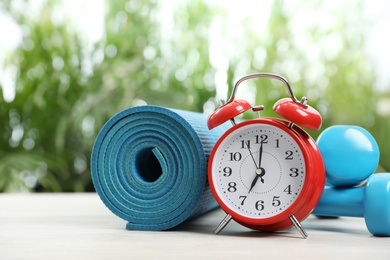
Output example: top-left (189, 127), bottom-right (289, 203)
top-left (208, 118), bottom-right (325, 230)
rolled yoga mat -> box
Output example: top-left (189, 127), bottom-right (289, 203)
top-left (91, 105), bottom-right (229, 231)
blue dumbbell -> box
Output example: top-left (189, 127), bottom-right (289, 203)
top-left (313, 125), bottom-right (390, 236)
top-left (317, 125), bottom-right (379, 187)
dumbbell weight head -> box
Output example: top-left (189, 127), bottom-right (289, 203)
top-left (313, 173), bottom-right (390, 236)
top-left (364, 173), bottom-right (390, 236)
top-left (317, 125), bottom-right (380, 187)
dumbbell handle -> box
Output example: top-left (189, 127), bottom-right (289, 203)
top-left (312, 187), bottom-right (365, 217)
top-left (312, 174), bottom-right (390, 237)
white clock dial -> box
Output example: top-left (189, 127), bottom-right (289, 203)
top-left (211, 122), bottom-right (306, 219)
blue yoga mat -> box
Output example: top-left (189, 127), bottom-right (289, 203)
top-left (91, 105), bottom-right (229, 231)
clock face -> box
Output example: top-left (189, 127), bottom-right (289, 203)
top-left (210, 121), bottom-right (306, 220)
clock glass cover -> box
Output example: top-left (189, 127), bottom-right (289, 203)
top-left (211, 122), bottom-right (306, 219)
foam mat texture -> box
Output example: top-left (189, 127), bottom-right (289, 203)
top-left (91, 105), bottom-right (229, 230)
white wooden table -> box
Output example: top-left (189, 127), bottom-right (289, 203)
top-left (0, 193), bottom-right (388, 259)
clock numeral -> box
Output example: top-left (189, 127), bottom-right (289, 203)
top-left (229, 152), bottom-right (242, 161)
top-left (255, 200), bottom-right (265, 211)
top-left (285, 150), bottom-right (293, 160)
top-left (239, 196), bottom-right (247, 206)
top-left (227, 182), bottom-right (237, 193)
top-left (255, 134), bottom-right (268, 144)
top-left (241, 196), bottom-right (281, 209)
top-left (272, 196), bottom-right (281, 207)
top-left (284, 185), bottom-right (292, 195)
top-left (275, 138), bottom-right (280, 148)
top-left (289, 168), bottom-right (299, 177)
top-left (240, 140), bottom-right (251, 149)
top-left (223, 167), bottom-right (232, 177)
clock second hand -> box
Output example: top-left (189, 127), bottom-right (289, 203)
top-left (245, 141), bottom-right (258, 168)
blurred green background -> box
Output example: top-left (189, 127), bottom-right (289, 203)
top-left (1, 0), bottom-right (389, 192)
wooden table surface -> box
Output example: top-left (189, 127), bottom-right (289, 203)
top-left (0, 193), bottom-right (388, 259)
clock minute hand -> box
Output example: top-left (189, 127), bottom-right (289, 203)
top-left (247, 142), bottom-right (265, 194)
top-left (258, 142), bottom-right (263, 168)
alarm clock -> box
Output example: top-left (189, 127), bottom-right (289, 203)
top-left (207, 73), bottom-right (325, 238)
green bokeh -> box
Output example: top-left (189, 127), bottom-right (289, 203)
top-left (0, 0), bottom-right (388, 192)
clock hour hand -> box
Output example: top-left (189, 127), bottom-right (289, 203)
top-left (248, 168), bottom-right (265, 193)
top-left (248, 175), bottom-right (259, 193)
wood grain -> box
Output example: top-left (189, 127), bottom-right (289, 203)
top-left (0, 193), bottom-right (388, 259)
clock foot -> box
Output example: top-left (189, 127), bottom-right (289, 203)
top-left (215, 214), bottom-right (233, 234)
top-left (289, 215), bottom-right (308, 239)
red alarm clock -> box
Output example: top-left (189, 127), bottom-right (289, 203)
top-left (207, 73), bottom-right (325, 238)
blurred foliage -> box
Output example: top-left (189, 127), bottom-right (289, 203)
top-left (0, 0), bottom-right (389, 192)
